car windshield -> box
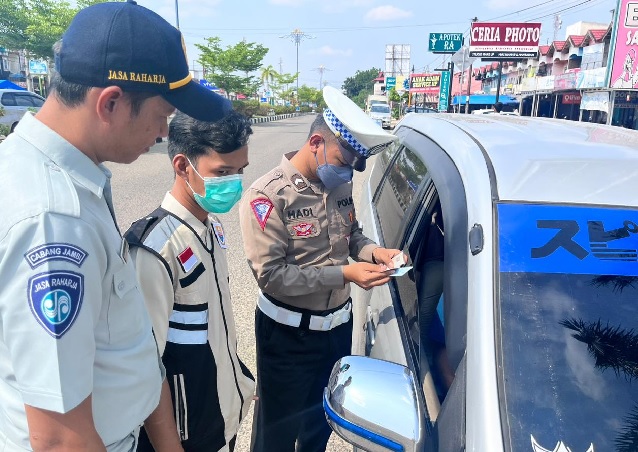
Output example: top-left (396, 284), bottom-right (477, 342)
top-left (497, 203), bottom-right (638, 452)
top-left (371, 105), bottom-right (389, 113)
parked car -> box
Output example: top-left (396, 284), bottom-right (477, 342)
top-left (404, 106), bottom-right (438, 114)
top-left (323, 114), bottom-right (638, 451)
top-left (0, 89), bottom-right (45, 133)
top-left (471, 108), bottom-right (518, 116)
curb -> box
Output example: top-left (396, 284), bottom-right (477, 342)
top-left (155, 112), bottom-right (312, 142)
top-left (249, 112), bottom-right (306, 124)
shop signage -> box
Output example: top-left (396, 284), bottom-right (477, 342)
top-left (438, 71), bottom-right (451, 111)
top-left (562, 93), bottom-right (582, 104)
top-left (554, 70), bottom-right (580, 90)
top-left (580, 91), bottom-right (610, 111)
top-left (469, 22), bottom-right (541, 59)
top-left (536, 75), bottom-right (555, 92)
top-left (609, 0), bottom-right (638, 88)
top-left (578, 67), bottom-right (608, 89)
top-left (385, 76), bottom-right (396, 90)
top-left (29, 60), bottom-right (48, 75)
top-left (409, 73), bottom-right (441, 94)
top-left (429, 33), bottom-right (464, 53)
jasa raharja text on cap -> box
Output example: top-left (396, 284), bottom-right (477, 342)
top-left (56, 0), bottom-right (231, 122)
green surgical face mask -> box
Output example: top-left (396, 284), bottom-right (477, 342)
top-left (186, 158), bottom-right (243, 214)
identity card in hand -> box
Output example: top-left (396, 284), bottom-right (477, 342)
top-left (390, 266), bottom-right (412, 277)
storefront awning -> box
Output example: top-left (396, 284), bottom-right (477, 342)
top-left (451, 94), bottom-right (518, 105)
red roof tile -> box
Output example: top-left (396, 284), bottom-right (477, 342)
top-left (552, 41), bottom-right (566, 51)
top-left (589, 29), bottom-right (607, 42)
top-left (569, 35), bottom-right (585, 47)
top-left (539, 45), bottom-right (551, 55)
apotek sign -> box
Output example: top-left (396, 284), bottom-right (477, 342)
top-left (469, 22), bottom-right (541, 59)
top-left (429, 33), bottom-right (464, 53)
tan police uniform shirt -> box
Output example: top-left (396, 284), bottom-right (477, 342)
top-left (239, 152), bottom-right (378, 311)
top-left (131, 193), bottom-right (254, 448)
top-left (0, 113), bottom-right (163, 451)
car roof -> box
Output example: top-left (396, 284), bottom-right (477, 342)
top-left (0, 88), bottom-right (43, 96)
top-left (396, 114), bottom-right (638, 207)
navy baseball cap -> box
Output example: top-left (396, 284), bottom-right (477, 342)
top-left (56, 0), bottom-right (230, 121)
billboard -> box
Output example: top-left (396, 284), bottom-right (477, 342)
top-left (609, 0), bottom-right (638, 88)
top-left (469, 22), bottom-right (541, 59)
top-left (409, 73), bottom-right (441, 94)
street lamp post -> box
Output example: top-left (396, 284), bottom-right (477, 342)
top-left (174, 0), bottom-right (180, 29)
top-left (280, 29), bottom-right (314, 104)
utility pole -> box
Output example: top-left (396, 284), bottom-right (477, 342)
top-left (313, 65), bottom-right (331, 90)
top-left (174, 0), bottom-right (180, 29)
top-left (466, 17), bottom-right (479, 114)
top-left (278, 58), bottom-right (283, 74)
top-left (280, 29), bottom-right (315, 102)
top-left (553, 14), bottom-right (562, 41)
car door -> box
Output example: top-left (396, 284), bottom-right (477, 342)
top-left (361, 125), bottom-right (471, 450)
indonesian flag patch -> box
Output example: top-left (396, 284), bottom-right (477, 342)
top-left (251, 198), bottom-right (274, 231)
top-left (177, 247), bottom-right (199, 273)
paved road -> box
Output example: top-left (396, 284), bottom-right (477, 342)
top-left (106, 115), bottom-right (370, 452)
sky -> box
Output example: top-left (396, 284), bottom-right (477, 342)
top-left (135, 0), bottom-right (619, 90)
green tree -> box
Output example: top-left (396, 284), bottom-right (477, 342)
top-left (297, 85), bottom-right (321, 105)
top-left (342, 67), bottom-right (380, 107)
top-left (0, 0), bottom-right (105, 60)
top-left (197, 37), bottom-right (268, 97)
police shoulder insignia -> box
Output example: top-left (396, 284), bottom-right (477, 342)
top-left (291, 173), bottom-right (308, 190)
top-left (212, 222), bottom-right (227, 249)
top-left (28, 271), bottom-right (84, 338)
top-left (24, 243), bottom-right (88, 269)
top-left (251, 198), bottom-right (274, 231)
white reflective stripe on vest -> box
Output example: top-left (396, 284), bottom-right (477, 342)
top-left (167, 328), bottom-right (208, 345)
top-left (169, 309), bottom-right (208, 325)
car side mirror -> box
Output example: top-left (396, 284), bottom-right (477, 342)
top-left (323, 356), bottom-right (425, 452)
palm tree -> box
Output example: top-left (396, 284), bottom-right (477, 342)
top-left (260, 65), bottom-right (279, 105)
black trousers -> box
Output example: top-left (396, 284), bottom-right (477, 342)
top-left (251, 305), bottom-right (353, 452)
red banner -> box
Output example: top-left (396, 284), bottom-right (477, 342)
top-left (409, 73), bottom-right (441, 94)
top-left (470, 22), bottom-right (541, 59)
top-left (562, 93), bottom-right (582, 104)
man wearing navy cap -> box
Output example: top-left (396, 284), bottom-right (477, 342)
top-left (239, 86), bottom-right (405, 451)
top-left (0, 1), bottom-right (229, 450)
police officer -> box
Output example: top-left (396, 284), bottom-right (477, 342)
top-left (239, 86), bottom-right (404, 452)
top-left (0, 1), bottom-right (229, 450)
top-left (126, 111), bottom-right (255, 452)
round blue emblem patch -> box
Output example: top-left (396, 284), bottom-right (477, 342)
top-left (28, 271), bottom-right (84, 339)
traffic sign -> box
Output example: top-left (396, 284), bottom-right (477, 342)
top-left (386, 77), bottom-right (396, 90)
top-left (451, 46), bottom-right (479, 72)
top-left (429, 33), bottom-right (464, 53)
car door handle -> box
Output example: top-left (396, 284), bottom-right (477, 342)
top-left (365, 306), bottom-right (378, 348)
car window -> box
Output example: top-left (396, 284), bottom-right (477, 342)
top-left (368, 141), bottom-right (399, 194)
top-left (498, 203), bottom-right (638, 451)
top-left (29, 95), bottom-right (44, 107)
top-left (14, 94), bottom-right (35, 107)
top-left (371, 105), bottom-right (390, 113)
top-left (1, 93), bottom-right (16, 107)
top-left (373, 145), bottom-right (429, 248)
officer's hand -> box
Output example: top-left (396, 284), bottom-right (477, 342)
top-left (372, 247), bottom-right (407, 268)
top-left (343, 262), bottom-right (391, 290)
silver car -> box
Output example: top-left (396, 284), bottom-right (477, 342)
top-left (0, 89), bottom-right (45, 133)
top-left (324, 114), bottom-right (638, 452)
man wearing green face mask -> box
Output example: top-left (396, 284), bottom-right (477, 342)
top-left (125, 110), bottom-right (256, 452)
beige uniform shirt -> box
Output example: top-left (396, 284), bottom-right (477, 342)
top-left (131, 193), bottom-right (254, 448)
top-left (239, 152), bottom-right (378, 311)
